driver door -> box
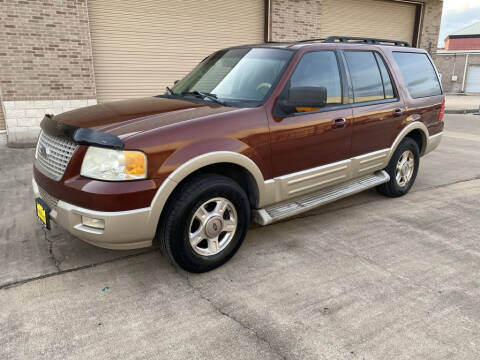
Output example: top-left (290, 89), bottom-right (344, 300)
top-left (268, 50), bottom-right (353, 197)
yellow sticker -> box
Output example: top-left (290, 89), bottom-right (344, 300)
top-left (37, 202), bottom-right (46, 224)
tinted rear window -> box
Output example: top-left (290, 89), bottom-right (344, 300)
top-left (393, 52), bottom-right (442, 98)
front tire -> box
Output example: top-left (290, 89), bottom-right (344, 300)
top-left (377, 137), bottom-right (420, 198)
top-left (158, 174), bottom-right (251, 273)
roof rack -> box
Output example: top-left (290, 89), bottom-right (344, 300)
top-left (323, 36), bottom-right (410, 47)
top-left (266, 36), bottom-right (411, 47)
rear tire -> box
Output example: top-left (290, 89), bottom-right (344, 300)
top-left (377, 137), bottom-right (420, 198)
top-left (158, 174), bottom-right (251, 273)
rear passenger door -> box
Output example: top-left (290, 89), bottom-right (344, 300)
top-left (343, 50), bottom-right (405, 157)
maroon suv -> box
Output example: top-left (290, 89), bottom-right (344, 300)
top-left (33, 36), bottom-right (444, 272)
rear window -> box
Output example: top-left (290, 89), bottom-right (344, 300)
top-left (392, 52), bottom-right (442, 98)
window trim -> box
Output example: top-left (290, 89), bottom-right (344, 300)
top-left (392, 50), bottom-right (443, 100)
top-left (374, 52), bottom-right (395, 100)
top-left (342, 49), bottom-right (400, 105)
top-left (275, 49), bottom-right (347, 117)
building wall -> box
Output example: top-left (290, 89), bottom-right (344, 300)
top-left (271, 0), bottom-right (322, 41)
top-left (1, 0), bottom-right (444, 146)
top-left (436, 53), bottom-right (480, 93)
top-left (270, 0), bottom-right (443, 56)
top-left (418, 0), bottom-right (442, 56)
top-left (445, 37), bottom-right (480, 51)
top-left (0, 0), bottom-right (97, 146)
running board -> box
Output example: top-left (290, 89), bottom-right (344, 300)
top-left (254, 170), bottom-right (390, 225)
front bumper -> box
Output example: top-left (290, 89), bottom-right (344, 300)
top-left (32, 177), bottom-right (155, 249)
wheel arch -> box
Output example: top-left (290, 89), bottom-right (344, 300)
top-left (387, 122), bottom-right (429, 163)
top-left (146, 152), bottom-right (268, 241)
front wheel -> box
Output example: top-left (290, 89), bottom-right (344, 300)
top-left (158, 174), bottom-right (251, 273)
top-left (377, 137), bottom-right (420, 197)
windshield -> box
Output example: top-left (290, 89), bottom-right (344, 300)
top-left (171, 47), bottom-right (293, 105)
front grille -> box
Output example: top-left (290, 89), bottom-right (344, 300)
top-left (35, 131), bottom-right (77, 180)
top-left (38, 186), bottom-right (59, 210)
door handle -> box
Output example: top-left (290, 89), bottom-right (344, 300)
top-left (393, 108), bottom-right (404, 117)
top-left (332, 118), bottom-right (346, 129)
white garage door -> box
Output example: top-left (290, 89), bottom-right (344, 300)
top-left (88, 0), bottom-right (265, 103)
top-left (320, 0), bottom-right (417, 45)
top-left (466, 66), bottom-right (480, 93)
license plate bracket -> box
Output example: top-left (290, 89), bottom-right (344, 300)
top-left (35, 198), bottom-right (51, 230)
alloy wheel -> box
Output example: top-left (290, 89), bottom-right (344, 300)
top-left (188, 197), bottom-right (238, 256)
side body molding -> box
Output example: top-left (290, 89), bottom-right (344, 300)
top-left (146, 122), bottom-right (440, 238)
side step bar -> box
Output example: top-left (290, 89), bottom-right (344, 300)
top-left (253, 170), bottom-right (390, 225)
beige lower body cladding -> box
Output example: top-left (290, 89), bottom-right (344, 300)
top-left (2, 99), bottom-right (97, 147)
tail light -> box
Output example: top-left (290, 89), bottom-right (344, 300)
top-left (439, 98), bottom-right (445, 121)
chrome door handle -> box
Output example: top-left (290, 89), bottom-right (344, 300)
top-left (332, 118), bottom-right (346, 129)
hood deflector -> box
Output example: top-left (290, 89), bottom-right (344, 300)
top-left (40, 114), bottom-right (124, 149)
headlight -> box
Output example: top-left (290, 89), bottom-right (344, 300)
top-left (80, 147), bottom-right (147, 181)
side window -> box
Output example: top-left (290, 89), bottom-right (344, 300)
top-left (289, 51), bottom-right (342, 108)
top-left (392, 52), bottom-right (442, 98)
top-left (374, 53), bottom-right (395, 99)
top-left (344, 51), bottom-right (384, 103)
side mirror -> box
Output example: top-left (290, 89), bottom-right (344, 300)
top-left (279, 86), bottom-right (327, 114)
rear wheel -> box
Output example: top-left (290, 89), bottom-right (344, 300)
top-left (158, 174), bottom-right (250, 273)
top-left (377, 137), bottom-right (420, 197)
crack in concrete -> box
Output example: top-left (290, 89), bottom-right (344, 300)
top-left (174, 268), bottom-right (287, 360)
top-left (0, 249), bottom-right (155, 290)
top-left (44, 232), bottom-right (61, 272)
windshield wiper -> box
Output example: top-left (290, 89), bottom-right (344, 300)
top-left (181, 91), bottom-right (226, 106)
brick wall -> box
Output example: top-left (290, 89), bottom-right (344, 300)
top-left (271, 0), bottom-right (322, 41)
top-left (0, 0), bottom-right (96, 146)
top-left (436, 53), bottom-right (480, 93)
top-left (418, 0), bottom-right (443, 57)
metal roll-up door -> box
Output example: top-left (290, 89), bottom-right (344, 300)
top-left (465, 66), bottom-right (480, 93)
top-left (88, 0), bottom-right (265, 103)
top-left (320, 0), bottom-right (417, 45)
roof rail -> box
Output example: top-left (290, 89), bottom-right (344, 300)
top-left (297, 38), bottom-right (326, 43)
top-left (323, 36), bottom-right (410, 47)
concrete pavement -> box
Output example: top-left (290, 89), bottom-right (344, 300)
top-left (1, 114), bottom-right (480, 359)
top-left (445, 94), bottom-right (480, 113)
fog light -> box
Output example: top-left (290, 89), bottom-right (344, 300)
top-left (82, 216), bottom-right (105, 230)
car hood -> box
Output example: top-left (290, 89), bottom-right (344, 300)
top-left (54, 96), bottom-right (240, 139)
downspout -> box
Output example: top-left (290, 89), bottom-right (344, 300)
top-left (461, 54), bottom-right (469, 93)
top-left (264, 0), bottom-right (271, 42)
top-left (452, 55), bottom-right (456, 79)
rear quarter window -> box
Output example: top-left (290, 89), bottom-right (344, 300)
top-left (392, 52), bottom-right (442, 98)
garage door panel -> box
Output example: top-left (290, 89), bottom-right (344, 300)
top-left (466, 66), bottom-right (480, 93)
top-left (321, 0), bottom-right (416, 45)
top-left (88, 0), bottom-right (264, 102)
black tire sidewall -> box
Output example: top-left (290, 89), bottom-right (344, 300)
top-left (163, 175), bottom-right (250, 272)
top-left (385, 138), bottom-right (420, 196)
